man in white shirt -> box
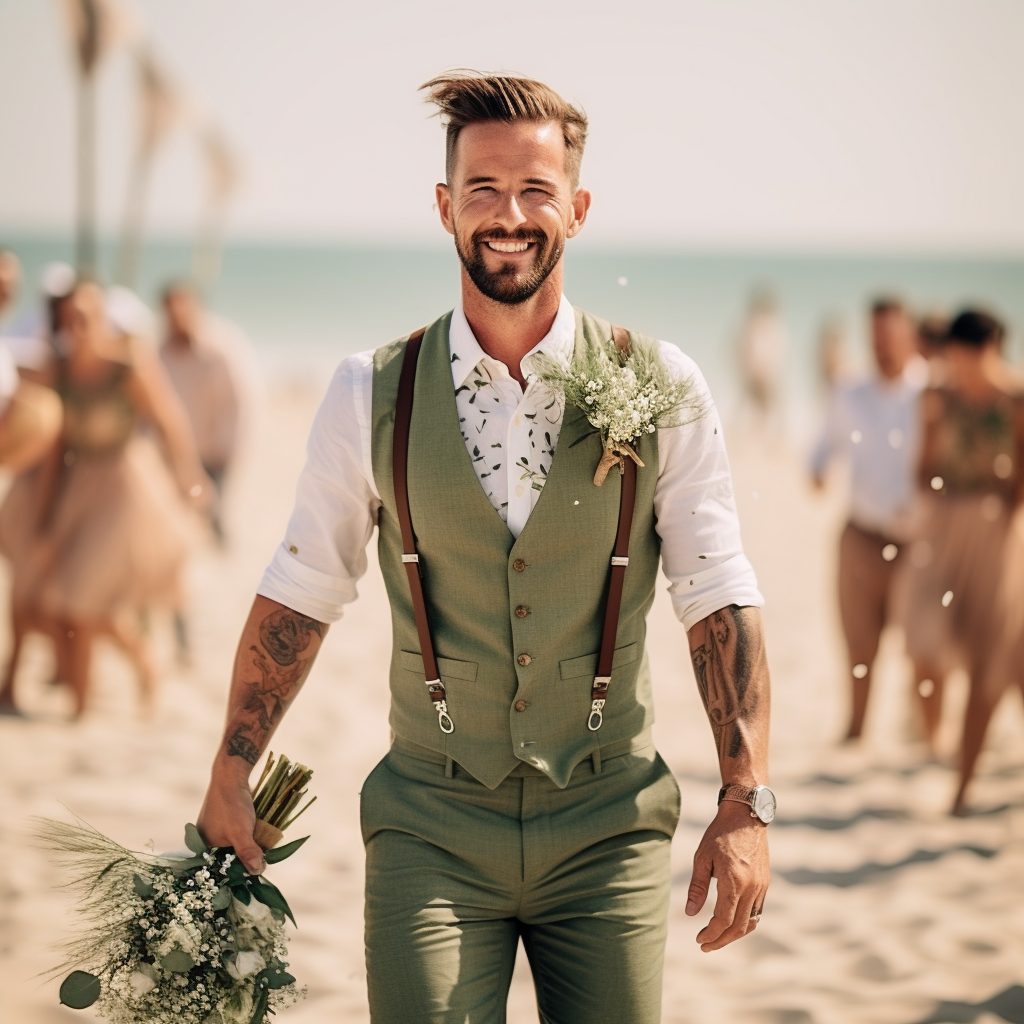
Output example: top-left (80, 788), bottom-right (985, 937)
top-left (811, 298), bottom-right (925, 741)
top-left (197, 71), bottom-right (773, 1023)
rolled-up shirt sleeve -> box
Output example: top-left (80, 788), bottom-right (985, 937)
top-left (654, 343), bottom-right (764, 632)
top-left (257, 352), bottom-right (380, 623)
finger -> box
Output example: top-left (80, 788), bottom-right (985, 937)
top-left (699, 886), bottom-right (757, 952)
top-left (235, 835), bottom-right (267, 876)
top-left (685, 852), bottom-right (713, 916)
top-left (696, 879), bottom-right (740, 947)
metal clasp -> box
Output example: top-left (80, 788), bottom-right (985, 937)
top-left (401, 553), bottom-right (419, 563)
top-left (587, 698), bottom-right (605, 732)
top-left (436, 700), bottom-right (454, 734)
top-left (610, 556), bottom-right (629, 566)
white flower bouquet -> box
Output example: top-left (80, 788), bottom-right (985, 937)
top-left (37, 753), bottom-right (314, 1024)
top-left (533, 334), bottom-right (705, 484)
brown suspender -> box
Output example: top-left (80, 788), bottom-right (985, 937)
top-left (393, 328), bottom-right (454, 734)
top-left (392, 325), bottom-right (638, 736)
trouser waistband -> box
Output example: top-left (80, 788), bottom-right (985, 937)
top-left (391, 728), bottom-right (654, 780)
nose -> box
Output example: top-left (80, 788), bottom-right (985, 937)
top-left (490, 190), bottom-right (529, 233)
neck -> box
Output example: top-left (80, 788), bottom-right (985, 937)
top-left (460, 264), bottom-right (564, 388)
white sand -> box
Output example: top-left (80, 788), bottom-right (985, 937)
top-left (1, 386), bottom-right (1022, 1024)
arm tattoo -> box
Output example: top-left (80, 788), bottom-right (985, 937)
top-left (226, 609), bottom-right (324, 766)
top-left (689, 605), bottom-right (765, 761)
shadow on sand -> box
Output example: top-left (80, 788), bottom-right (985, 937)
top-left (908, 984), bottom-right (1024, 1024)
top-left (777, 845), bottom-right (998, 887)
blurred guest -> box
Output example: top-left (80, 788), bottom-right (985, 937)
top-left (0, 249), bottom-right (21, 321)
top-left (811, 298), bottom-right (925, 740)
top-left (816, 314), bottom-right (849, 395)
top-left (900, 310), bottom-right (1024, 813)
top-left (0, 280), bottom-right (208, 718)
top-left (736, 288), bottom-right (787, 439)
top-left (0, 345), bottom-right (63, 474)
top-left (159, 282), bottom-right (242, 544)
top-left (917, 311), bottom-right (950, 362)
top-left (2, 261), bottom-right (77, 372)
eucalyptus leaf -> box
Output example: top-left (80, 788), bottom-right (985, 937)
top-left (211, 884), bottom-right (233, 910)
top-left (263, 835), bottom-right (310, 864)
top-left (265, 968), bottom-right (296, 990)
top-left (59, 970), bottom-right (101, 1009)
top-left (160, 950), bottom-right (195, 973)
top-left (183, 823), bottom-right (207, 855)
top-left (231, 884), bottom-right (252, 905)
top-left (249, 878), bottom-right (295, 926)
top-left (132, 873), bottom-right (155, 899)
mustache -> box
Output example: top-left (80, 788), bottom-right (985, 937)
top-left (472, 228), bottom-right (547, 245)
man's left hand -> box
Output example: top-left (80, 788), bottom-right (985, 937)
top-left (685, 800), bottom-right (770, 951)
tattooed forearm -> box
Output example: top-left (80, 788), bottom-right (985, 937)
top-left (224, 607), bottom-right (325, 765)
top-left (688, 605), bottom-right (769, 765)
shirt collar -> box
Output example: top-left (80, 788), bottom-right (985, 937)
top-left (449, 294), bottom-right (576, 389)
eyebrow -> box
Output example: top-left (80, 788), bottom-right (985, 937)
top-left (463, 176), bottom-right (556, 187)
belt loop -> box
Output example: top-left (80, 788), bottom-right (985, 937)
top-left (444, 756), bottom-right (454, 779)
top-left (591, 746), bottom-right (602, 775)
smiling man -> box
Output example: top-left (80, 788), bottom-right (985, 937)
top-left (198, 71), bottom-right (773, 1023)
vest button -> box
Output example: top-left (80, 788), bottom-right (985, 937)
top-left (512, 559), bottom-right (526, 572)
top-left (514, 699), bottom-right (528, 712)
top-left (515, 605), bottom-right (529, 618)
top-left (517, 653), bottom-right (532, 666)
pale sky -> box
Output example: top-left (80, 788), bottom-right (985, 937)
top-left (2, 0), bottom-right (1024, 250)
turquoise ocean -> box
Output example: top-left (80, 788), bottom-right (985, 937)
top-left (4, 235), bottom-right (1024, 434)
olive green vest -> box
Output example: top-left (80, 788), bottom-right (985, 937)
top-left (371, 307), bottom-right (661, 789)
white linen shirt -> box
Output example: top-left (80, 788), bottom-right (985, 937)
top-left (259, 295), bottom-right (763, 632)
top-left (810, 360), bottom-right (927, 541)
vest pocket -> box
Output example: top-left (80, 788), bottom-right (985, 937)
top-left (399, 650), bottom-right (479, 682)
top-left (558, 642), bottom-right (640, 680)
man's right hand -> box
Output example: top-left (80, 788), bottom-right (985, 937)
top-left (197, 769), bottom-right (266, 876)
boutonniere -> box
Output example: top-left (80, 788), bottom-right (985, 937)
top-left (534, 335), bottom-right (706, 485)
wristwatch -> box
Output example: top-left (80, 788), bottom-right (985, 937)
top-left (718, 783), bottom-right (777, 824)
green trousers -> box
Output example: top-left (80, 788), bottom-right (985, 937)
top-left (360, 742), bottom-right (681, 1024)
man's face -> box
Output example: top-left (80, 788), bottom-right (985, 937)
top-left (60, 283), bottom-right (107, 350)
top-left (436, 120), bottom-right (590, 305)
top-left (872, 309), bottom-right (914, 379)
top-left (164, 289), bottom-right (199, 338)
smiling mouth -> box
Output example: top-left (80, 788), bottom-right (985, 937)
top-left (483, 240), bottom-right (534, 253)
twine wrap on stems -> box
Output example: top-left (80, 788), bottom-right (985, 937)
top-left (593, 442), bottom-right (644, 486)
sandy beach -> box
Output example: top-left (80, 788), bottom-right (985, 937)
top-left (2, 382), bottom-right (1022, 1024)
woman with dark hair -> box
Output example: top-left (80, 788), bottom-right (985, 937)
top-left (0, 280), bottom-right (208, 718)
top-left (901, 309), bottom-right (1024, 813)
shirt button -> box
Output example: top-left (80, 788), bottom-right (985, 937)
top-left (512, 559), bottom-right (526, 572)
top-left (515, 605), bottom-right (529, 618)
top-left (288, 544), bottom-right (298, 554)
top-left (517, 653), bottom-right (533, 666)
top-left (514, 699), bottom-right (528, 712)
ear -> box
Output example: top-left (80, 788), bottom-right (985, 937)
top-left (566, 188), bottom-right (592, 239)
top-left (436, 183), bottom-right (455, 236)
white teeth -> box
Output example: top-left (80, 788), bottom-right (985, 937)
top-left (485, 241), bottom-right (531, 253)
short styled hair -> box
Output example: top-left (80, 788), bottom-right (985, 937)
top-left (871, 297), bottom-right (905, 317)
top-left (420, 70), bottom-right (588, 189)
top-left (947, 309), bottom-right (1004, 349)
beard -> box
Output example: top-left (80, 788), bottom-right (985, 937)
top-left (454, 226), bottom-right (564, 305)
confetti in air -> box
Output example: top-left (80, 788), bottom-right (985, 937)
top-left (888, 429), bottom-right (904, 449)
top-left (942, 591), bottom-right (954, 607)
top-left (850, 430), bottom-right (863, 444)
top-left (882, 544), bottom-right (898, 562)
top-left (931, 476), bottom-right (944, 490)
top-left (852, 663), bottom-right (868, 679)
top-left (617, 276), bottom-right (628, 286)
top-left (918, 678), bottom-right (935, 697)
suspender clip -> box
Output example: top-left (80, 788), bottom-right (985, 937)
top-left (610, 555), bottom-right (629, 566)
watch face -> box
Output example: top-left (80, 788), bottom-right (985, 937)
top-left (752, 786), bottom-right (776, 823)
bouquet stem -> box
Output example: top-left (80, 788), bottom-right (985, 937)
top-left (251, 752), bottom-right (316, 850)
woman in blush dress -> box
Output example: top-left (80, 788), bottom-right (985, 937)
top-left (900, 310), bottom-right (1024, 814)
top-left (0, 280), bottom-right (209, 718)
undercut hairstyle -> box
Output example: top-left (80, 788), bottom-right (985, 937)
top-left (420, 70), bottom-right (588, 189)
top-left (947, 309), bottom-right (1004, 349)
